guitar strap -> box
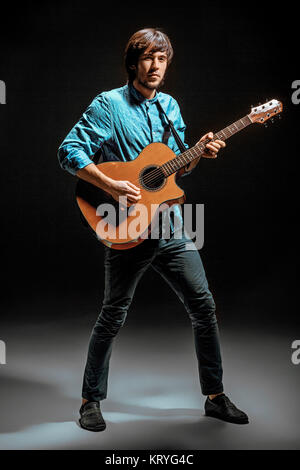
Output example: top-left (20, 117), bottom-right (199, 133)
top-left (156, 100), bottom-right (187, 154)
top-left (156, 100), bottom-right (187, 235)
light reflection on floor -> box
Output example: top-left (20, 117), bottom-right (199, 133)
top-left (0, 318), bottom-right (300, 449)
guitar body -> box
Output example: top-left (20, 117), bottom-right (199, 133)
top-left (75, 142), bottom-right (186, 250)
top-left (75, 99), bottom-right (283, 250)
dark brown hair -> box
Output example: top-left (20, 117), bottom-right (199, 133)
top-left (124, 28), bottom-right (174, 83)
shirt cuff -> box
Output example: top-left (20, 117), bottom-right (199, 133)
top-left (58, 148), bottom-right (94, 176)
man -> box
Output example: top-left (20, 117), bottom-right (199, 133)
top-left (58, 28), bottom-right (249, 431)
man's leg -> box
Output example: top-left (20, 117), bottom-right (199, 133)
top-left (150, 231), bottom-right (249, 423)
top-left (151, 232), bottom-right (224, 396)
top-left (81, 240), bottom-right (158, 403)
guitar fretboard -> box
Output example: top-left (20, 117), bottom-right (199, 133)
top-left (162, 114), bottom-right (252, 176)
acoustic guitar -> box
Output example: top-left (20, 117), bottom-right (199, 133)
top-left (75, 99), bottom-right (283, 250)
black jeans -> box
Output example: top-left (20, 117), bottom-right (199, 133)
top-left (82, 231), bottom-right (224, 401)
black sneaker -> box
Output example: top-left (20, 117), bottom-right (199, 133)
top-left (79, 401), bottom-right (106, 432)
top-left (205, 394), bottom-right (249, 424)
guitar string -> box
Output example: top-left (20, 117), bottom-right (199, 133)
top-left (133, 147), bottom-right (203, 186)
top-left (128, 118), bottom-right (250, 188)
top-left (128, 136), bottom-right (224, 188)
top-left (113, 116), bottom-right (252, 196)
top-left (129, 139), bottom-right (215, 188)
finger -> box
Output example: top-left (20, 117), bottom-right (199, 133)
top-left (214, 139), bottom-right (226, 147)
top-left (200, 131), bottom-right (214, 142)
top-left (206, 143), bottom-right (220, 152)
top-left (127, 189), bottom-right (141, 198)
top-left (127, 181), bottom-right (141, 193)
top-left (127, 193), bottom-right (141, 203)
top-left (207, 142), bottom-right (221, 150)
top-left (126, 188), bottom-right (141, 198)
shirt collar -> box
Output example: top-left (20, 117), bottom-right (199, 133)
top-left (128, 82), bottom-right (160, 105)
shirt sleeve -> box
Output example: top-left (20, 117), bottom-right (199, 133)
top-left (57, 93), bottom-right (112, 176)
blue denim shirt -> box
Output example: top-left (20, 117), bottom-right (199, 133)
top-left (58, 83), bottom-right (192, 236)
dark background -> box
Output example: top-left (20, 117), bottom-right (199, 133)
top-left (0, 1), bottom-right (299, 330)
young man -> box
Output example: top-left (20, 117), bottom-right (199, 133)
top-left (58, 28), bottom-right (249, 431)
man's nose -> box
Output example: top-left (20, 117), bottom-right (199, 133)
top-left (151, 59), bottom-right (159, 69)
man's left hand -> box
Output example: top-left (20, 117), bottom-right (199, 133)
top-left (199, 131), bottom-right (226, 158)
top-left (183, 131), bottom-right (226, 174)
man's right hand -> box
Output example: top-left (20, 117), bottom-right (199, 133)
top-left (108, 180), bottom-right (141, 206)
top-left (77, 163), bottom-right (141, 207)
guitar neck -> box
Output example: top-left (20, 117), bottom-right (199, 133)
top-left (162, 114), bottom-right (253, 176)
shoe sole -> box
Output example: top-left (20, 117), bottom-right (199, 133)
top-left (79, 418), bottom-right (106, 432)
top-left (205, 410), bottom-right (249, 424)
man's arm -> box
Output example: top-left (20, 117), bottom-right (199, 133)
top-left (58, 94), bottom-right (140, 205)
top-left (77, 163), bottom-right (141, 206)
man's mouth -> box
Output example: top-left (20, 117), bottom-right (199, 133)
top-left (148, 74), bottom-right (160, 78)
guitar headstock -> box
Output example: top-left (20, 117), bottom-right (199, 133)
top-left (249, 99), bottom-right (283, 124)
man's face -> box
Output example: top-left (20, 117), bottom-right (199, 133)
top-left (133, 47), bottom-right (168, 91)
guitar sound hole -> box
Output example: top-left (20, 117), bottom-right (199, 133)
top-left (140, 165), bottom-right (166, 191)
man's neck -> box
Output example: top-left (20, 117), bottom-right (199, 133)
top-left (132, 79), bottom-right (156, 100)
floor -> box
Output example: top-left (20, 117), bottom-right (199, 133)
top-left (0, 300), bottom-right (299, 450)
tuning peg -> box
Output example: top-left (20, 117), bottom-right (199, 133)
top-left (270, 118), bottom-right (274, 123)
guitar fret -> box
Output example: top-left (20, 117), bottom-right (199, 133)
top-left (178, 155), bottom-right (185, 167)
top-left (191, 148), bottom-right (197, 160)
top-left (189, 148), bottom-right (195, 160)
top-left (165, 162), bottom-right (172, 174)
top-left (181, 153), bottom-right (189, 166)
top-left (184, 152), bottom-right (190, 164)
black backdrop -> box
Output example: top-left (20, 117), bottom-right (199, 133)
top-left (1, 2), bottom-right (299, 328)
